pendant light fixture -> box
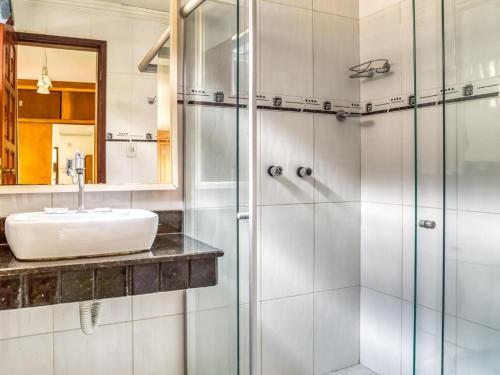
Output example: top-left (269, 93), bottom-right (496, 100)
top-left (36, 49), bottom-right (52, 94)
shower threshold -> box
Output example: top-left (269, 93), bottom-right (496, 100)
top-left (328, 364), bottom-right (380, 375)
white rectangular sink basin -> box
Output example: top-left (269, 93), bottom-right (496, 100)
top-left (5, 209), bottom-right (159, 260)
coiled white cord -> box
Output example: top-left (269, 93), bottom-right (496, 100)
top-left (79, 300), bottom-right (103, 335)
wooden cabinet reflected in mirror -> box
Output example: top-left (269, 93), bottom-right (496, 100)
top-left (18, 79), bottom-right (97, 185)
top-left (0, 0), bottom-right (175, 188)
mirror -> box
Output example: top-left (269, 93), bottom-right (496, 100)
top-left (3, 0), bottom-right (174, 187)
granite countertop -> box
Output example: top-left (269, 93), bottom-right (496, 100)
top-left (0, 233), bottom-right (224, 277)
top-left (0, 210), bottom-right (224, 310)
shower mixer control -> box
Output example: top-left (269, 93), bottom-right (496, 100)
top-left (267, 166), bottom-right (283, 177)
top-left (297, 167), bottom-right (313, 178)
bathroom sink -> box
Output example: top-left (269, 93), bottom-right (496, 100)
top-left (5, 209), bottom-right (159, 260)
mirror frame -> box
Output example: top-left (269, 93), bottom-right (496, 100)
top-left (16, 32), bottom-right (107, 184)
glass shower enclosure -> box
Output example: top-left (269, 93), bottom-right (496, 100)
top-left (181, 0), bottom-right (500, 374)
top-left (414, 0), bottom-right (500, 374)
top-left (182, 0), bottom-right (249, 374)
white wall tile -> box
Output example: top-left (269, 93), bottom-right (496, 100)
top-left (456, 317), bottom-right (500, 375)
top-left (44, 6), bottom-right (92, 39)
top-left (131, 142), bottom-right (159, 183)
top-left (52, 191), bottom-right (132, 210)
top-left (106, 73), bottom-right (133, 134)
top-left (0, 193), bottom-right (52, 216)
top-left (314, 12), bottom-right (360, 103)
top-left (133, 315), bottom-right (184, 375)
top-left (313, 0), bottom-right (358, 18)
top-left (11, 0), bottom-right (47, 33)
top-left (361, 112), bottom-right (402, 205)
top-left (457, 99), bottom-right (500, 213)
top-left (91, 14), bottom-right (133, 74)
top-left (408, 0), bottom-right (457, 92)
top-left (456, 260), bottom-right (500, 332)
top-left (0, 306), bottom-right (53, 340)
top-left (53, 297), bottom-right (132, 332)
top-left (401, 301), bottom-right (414, 375)
top-left (360, 287), bottom-right (402, 375)
top-left (54, 322), bottom-right (133, 375)
top-left (265, 0), bottom-right (312, 10)
top-left (359, 0), bottom-right (400, 19)
top-left (186, 306), bottom-right (238, 375)
top-left (314, 287), bottom-right (360, 374)
top-left (403, 106), bottom-right (458, 209)
top-left (413, 305), bottom-right (445, 375)
top-left (187, 207), bottom-right (239, 311)
top-left (402, 205), bottom-right (415, 302)
top-left (87, 191), bottom-right (132, 209)
top-left (260, 111), bottom-right (314, 205)
top-left (314, 114), bottom-right (360, 203)
top-left (261, 204), bottom-right (314, 300)
top-left (457, 210), bottom-right (500, 266)
top-left (131, 74), bottom-right (158, 136)
top-left (415, 207), bottom-right (444, 311)
top-left (360, 6), bottom-right (402, 101)
top-left (184, 0), bottom-right (238, 91)
top-left (261, 294), bottom-right (313, 375)
top-left (133, 291), bottom-right (184, 320)
top-left (184, 106), bottom-right (237, 209)
top-left (314, 13), bottom-right (359, 101)
top-left (239, 303), bottom-right (251, 375)
top-left (315, 202), bottom-right (360, 292)
top-left (106, 142), bottom-right (134, 184)
top-left (0, 334), bottom-right (53, 375)
top-left (260, 1), bottom-right (313, 96)
top-left (131, 190), bottom-right (183, 211)
top-left (401, 110), bottom-right (414, 206)
top-left (455, 0), bottom-right (500, 83)
top-left (131, 19), bottom-right (167, 73)
top-left (400, 0), bottom-right (414, 95)
top-left (361, 202), bottom-right (402, 298)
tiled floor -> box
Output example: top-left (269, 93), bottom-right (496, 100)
top-left (328, 364), bottom-right (379, 375)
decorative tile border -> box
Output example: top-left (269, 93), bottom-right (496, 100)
top-left (179, 77), bottom-right (500, 117)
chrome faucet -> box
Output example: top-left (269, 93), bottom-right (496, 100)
top-left (66, 152), bottom-right (85, 212)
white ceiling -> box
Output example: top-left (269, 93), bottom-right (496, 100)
top-left (18, 45), bottom-right (97, 83)
top-left (103, 0), bottom-right (170, 12)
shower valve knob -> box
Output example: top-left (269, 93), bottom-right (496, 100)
top-left (297, 167), bottom-right (313, 178)
top-left (267, 166), bottom-right (283, 177)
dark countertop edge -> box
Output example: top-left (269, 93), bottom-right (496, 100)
top-left (0, 251), bottom-right (224, 277)
top-left (0, 234), bottom-right (224, 278)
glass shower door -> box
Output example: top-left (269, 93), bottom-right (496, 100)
top-left (442, 0), bottom-right (500, 374)
top-left (183, 0), bottom-right (249, 374)
top-left (414, 1), bottom-right (500, 374)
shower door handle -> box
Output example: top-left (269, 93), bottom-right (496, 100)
top-left (237, 212), bottom-right (250, 220)
top-left (419, 220), bottom-right (436, 229)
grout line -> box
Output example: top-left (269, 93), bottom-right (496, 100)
top-left (260, 286), bottom-right (361, 304)
top-left (131, 295), bottom-right (135, 374)
top-left (52, 304), bottom-right (56, 374)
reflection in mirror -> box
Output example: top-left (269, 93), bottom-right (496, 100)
top-left (4, 0), bottom-right (173, 187)
top-left (17, 45), bottom-right (98, 185)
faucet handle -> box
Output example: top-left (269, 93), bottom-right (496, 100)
top-left (297, 167), bottom-right (312, 178)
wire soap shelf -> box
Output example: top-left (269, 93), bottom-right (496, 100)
top-left (349, 59), bottom-right (391, 78)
